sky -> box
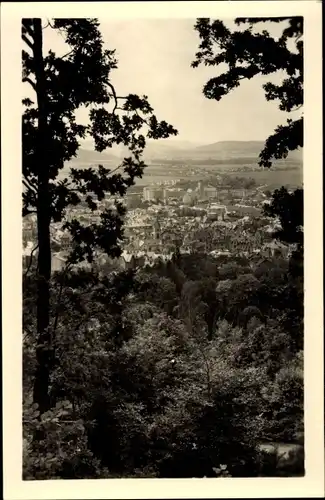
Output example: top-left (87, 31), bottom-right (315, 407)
top-left (41, 18), bottom-right (300, 146)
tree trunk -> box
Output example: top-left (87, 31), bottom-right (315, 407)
top-left (31, 18), bottom-right (52, 414)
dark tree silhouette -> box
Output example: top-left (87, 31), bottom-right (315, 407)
top-left (192, 17), bottom-right (303, 167)
top-left (22, 18), bottom-right (177, 412)
top-left (264, 187), bottom-right (303, 247)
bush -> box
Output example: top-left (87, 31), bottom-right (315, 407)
top-left (23, 398), bottom-right (104, 479)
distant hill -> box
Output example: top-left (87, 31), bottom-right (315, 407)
top-left (70, 141), bottom-right (303, 165)
top-left (146, 140), bottom-right (303, 163)
top-left (67, 148), bottom-right (118, 165)
top-left (191, 141), bottom-right (303, 162)
top-left (78, 139), bottom-right (204, 162)
top-left (142, 142), bottom-right (181, 160)
top-left (195, 140), bottom-right (265, 154)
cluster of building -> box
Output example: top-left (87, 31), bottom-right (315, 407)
top-left (142, 181), bottom-right (218, 206)
top-left (23, 178), bottom-right (290, 274)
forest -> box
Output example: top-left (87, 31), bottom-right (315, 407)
top-left (22, 17), bottom-right (304, 479)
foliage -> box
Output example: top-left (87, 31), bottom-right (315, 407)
top-left (260, 352), bottom-right (304, 441)
top-left (264, 187), bottom-right (303, 246)
top-left (192, 17), bottom-right (303, 167)
top-left (23, 397), bottom-right (106, 479)
top-left (41, 310), bottom-right (270, 477)
top-left (23, 242), bottom-right (304, 478)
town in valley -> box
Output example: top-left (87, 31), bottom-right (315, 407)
top-left (23, 141), bottom-right (302, 274)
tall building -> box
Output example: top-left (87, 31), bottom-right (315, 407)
top-left (207, 203), bottom-right (226, 221)
top-left (152, 219), bottom-right (161, 240)
top-left (196, 182), bottom-right (218, 201)
top-left (61, 233), bottom-right (72, 252)
top-left (197, 181), bottom-right (205, 199)
top-left (143, 186), bottom-right (163, 202)
top-left (205, 186), bottom-right (218, 200)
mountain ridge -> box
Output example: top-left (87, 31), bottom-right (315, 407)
top-left (193, 141), bottom-right (302, 160)
top-left (70, 140), bottom-right (303, 164)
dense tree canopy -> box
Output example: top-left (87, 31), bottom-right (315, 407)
top-left (24, 247), bottom-right (304, 478)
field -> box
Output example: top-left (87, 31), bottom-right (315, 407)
top-left (134, 167), bottom-right (203, 186)
top-left (138, 163), bottom-right (303, 189)
top-left (61, 160), bottom-right (303, 191)
top-left (60, 163), bottom-right (203, 186)
top-left (225, 167), bottom-right (303, 189)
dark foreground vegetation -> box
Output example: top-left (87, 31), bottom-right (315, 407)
top-left (22, 17), bottom-right (304, 479)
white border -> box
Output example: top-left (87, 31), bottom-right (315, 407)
top-left (1, 2), bottom-right (323, 499)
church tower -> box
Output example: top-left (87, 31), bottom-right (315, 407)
top-left (198, 181), bottom-right (205, 199)
top-left (152, 219), bottom-right (161, 240)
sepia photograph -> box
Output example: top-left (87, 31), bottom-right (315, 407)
top-left (1, 1), bottom-right (323, 498)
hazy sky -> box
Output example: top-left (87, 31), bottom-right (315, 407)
top-left (42, 18), bottom-right (299, 145)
